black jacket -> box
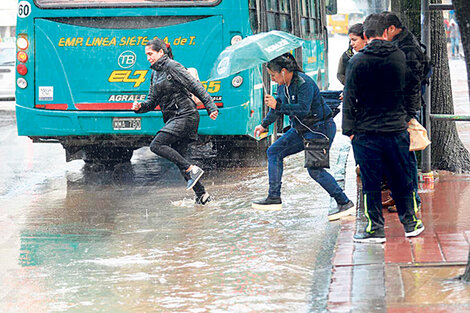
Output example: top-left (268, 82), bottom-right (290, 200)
top-left (136, 55), bottom-right (218, 139)
top-left (392, 27), bottom-right (425, 119)
top-left (337, 47), bottom-right (354, 85)
top-left (342, 39), bottom-right (407, 136)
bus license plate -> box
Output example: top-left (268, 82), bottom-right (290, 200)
top-left (113, 117), bottom-right (141, 130)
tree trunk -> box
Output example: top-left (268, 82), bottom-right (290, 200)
top-left (452, 0), bottom-right (470, 283)
top-left (390, 0), bottom-right (421, 38)
top-left (461, 249), bottom-right (470, 282)
top-left (429, 0), bottom-right (470, 173)
top-left (391, 0), bottom-right (470, 172)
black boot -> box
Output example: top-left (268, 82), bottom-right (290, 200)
top-left (252, 196), bottom-right (282, 211)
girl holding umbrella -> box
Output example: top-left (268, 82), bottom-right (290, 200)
top-left (252, 53), bottom-right (354, 220)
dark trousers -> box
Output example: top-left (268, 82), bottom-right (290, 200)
top-left (150, 131), bottom-right (205, 196)
top-left (409, 151), bottom-right (421, 208)
top-left (352, 131), bottom-right (422, 232)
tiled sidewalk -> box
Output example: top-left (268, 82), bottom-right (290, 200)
top-left (328, 173), bottom-right (470, 313)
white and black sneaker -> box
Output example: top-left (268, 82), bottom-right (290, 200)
top-left (353, 229), bottom-right (386, 243)
top-left (328, 200), bottom-right (355, 221)
top-left (186, 165), bottom-right (204, 190)
top-left (195, 193), bottom-right (212, 205)
top-left (405, 222), bottom-right (425, 238)
top-left (251, 197), bottom-right (282, 211)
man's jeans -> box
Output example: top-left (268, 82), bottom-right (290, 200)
top-left (352, 131), bottom-right (421, 232)
top-left (267, 119), bottom-right (349, 204)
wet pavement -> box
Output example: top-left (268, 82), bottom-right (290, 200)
top-left (327, 56), bottom-right (470, 312)
top-left (0, 98), bottom-right (356, 312)
top-left (1, 36), bottom-right (470, 312)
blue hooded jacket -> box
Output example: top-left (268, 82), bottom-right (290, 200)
top-left (261, 71), bottom-right (332, 133)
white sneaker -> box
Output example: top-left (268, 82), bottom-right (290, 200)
top-left (195, 193), bottom-right (212, 205)
top-left (186, 165), bottom-right (204, 190)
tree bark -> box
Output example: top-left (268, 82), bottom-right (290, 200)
top-left (451, 0), bottom-right (470, 283)
top-left (390, 0), bottom-right (421, 38)
top-left (391, 0), bottom-right (470, 172)
top-left (429, 0), bottom-right (470, 173)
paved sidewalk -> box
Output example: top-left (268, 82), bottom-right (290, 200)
top-left (328, 173), bottom-right (470, 312)
top-left (327, 57), bottom-right (470, 313)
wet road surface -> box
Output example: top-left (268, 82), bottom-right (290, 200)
top-left (0, 105), bottom-right (355, 312)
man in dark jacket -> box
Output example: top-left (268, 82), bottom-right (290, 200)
top-left (343, 14), bottom-right (425, 243)
top-left (382, 12), bottom-right (428, 211)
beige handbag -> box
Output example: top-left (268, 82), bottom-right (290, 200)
top-left (408, 118), bottom-right (431, 151)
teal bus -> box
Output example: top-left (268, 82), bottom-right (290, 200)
top-left (15, 0), bottom-right (337, 163)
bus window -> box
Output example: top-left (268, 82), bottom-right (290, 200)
top-left (266, 0), bottom-right (278, 31)
top-left (248, 0), bottom-right (259, 33)
top-left (35, 0), bottom-right (219, 7)
top-left (310, 0), bottom-right (320, 35)
top-left (279, 0), bottom-right (291, 32)
top-left (300, 0), bottom-right (309, 39)
top-left (325, 0), bottom-right (337, 15)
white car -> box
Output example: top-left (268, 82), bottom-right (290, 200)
top-left (0, 44), bottom-right (16, 100)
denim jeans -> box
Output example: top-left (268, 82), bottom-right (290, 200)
top-left (267, 119), bottom-right (350, 204)
top-left (352, 131), bottom-right (422, 232)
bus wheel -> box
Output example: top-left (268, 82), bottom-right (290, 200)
top-left (83, 146), bottom-right (134, 165)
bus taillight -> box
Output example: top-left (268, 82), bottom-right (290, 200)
top-left (17, 51), bottom-right (28, 63)
top-left (17, 36), bottom-right (29, 50)
top-left (17, 64), bottom-right (28, 76)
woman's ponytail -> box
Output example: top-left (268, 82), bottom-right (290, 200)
top-left (146, 37), bottom-right (174, 59)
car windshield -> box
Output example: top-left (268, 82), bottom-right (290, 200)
top-left (0, 48), bottom-right (15, 66)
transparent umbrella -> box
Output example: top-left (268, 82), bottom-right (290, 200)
top-left (207, 30), bottom-right (303, 82)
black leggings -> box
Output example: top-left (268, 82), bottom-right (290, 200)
top-left (150, 131), bottom-right (205, 196)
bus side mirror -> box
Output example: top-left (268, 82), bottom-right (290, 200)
top-left (326, 0), bottom-right (337, 15)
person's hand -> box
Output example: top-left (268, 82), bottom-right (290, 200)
top-left (254, 125), bottom-right (266, 137)
top-left (264, 95), bottom-right (277, 109)
top-left (408, 118), bottom-right (417, 126)
top-left (132, 99), bottom-right (141, 111)
top-left (210, 111), bottom-right (218, 120)
top-left (349, 135), bottom-right (354, 141)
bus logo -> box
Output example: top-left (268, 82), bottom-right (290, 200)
top-left (108, 70), bottom-right (148, 88)
top-left (118, 51), bottom-right (137, 69)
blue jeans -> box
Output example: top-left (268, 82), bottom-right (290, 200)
top-left (267, 119), bottom-right (350, 204)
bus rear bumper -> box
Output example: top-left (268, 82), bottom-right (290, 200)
top-left (15, 104), bottom-right (164, 137)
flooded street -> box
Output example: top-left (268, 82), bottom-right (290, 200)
top-left (0, 100), bottom-right (356, 312)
